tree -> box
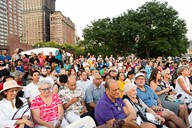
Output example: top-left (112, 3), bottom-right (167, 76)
top-left (82, 1), bottom-right (189, 58)
top-left (134, 1), bottom-right (189, 58)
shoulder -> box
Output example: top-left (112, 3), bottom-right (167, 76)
top-left (86, 83), bottom-right (94, 90)
top-left (24, 82), bottom-right (33, 89)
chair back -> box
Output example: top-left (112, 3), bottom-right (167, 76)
top-left (66, 116), bottom-right (96, 128)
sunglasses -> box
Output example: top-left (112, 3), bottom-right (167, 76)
top-left (114, 102), bottom-right (122, 111)
top-left (40, 87), bottom-right (51, 92)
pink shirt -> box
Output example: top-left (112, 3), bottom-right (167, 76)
top-left (31, 94), bottom-right (62, 122)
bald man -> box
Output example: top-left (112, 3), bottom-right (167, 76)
top-left (94, 79), bottom-right (137, 126)
top-left (58, 77), bottom-right (87, 123)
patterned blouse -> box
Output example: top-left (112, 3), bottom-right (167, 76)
top-left (59, 86), bottom-right (84, 115)
top-left (30, 94), bottom-right (62, 122)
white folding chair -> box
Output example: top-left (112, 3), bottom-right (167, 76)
top-left (65, 116), bottom-right (96, 128)
top-left (189, 113), bottom-right (192, 127)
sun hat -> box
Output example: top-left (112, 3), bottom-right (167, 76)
top-left (0, 80), bottom-right (22, 93)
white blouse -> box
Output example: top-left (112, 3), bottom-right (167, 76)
top-left (0, 97), bottom-right (30, 128)
top-left (176, 76), bottom-right (192, 101)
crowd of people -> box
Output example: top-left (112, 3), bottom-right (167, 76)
top-left (0, 48), bottom-right (192, 128)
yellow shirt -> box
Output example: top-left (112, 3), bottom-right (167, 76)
top-left (117, 80), bottom-right (127, 98)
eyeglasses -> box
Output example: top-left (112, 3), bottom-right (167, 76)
top-left (114, 102), bottom-right (122, 111)
top-left (136, 78), bottom-right (145, 81)
top-left (40, 87), bottom-right (51, 92)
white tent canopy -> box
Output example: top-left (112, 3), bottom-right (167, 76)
top-left (20, 47), bottom-right (71, 56)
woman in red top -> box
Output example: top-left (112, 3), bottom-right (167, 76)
top-left (31, 80), bottom-right (69, 128)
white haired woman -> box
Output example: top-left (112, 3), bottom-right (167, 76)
top-left (0, 80), bottom-right (33, 128)
top-left (31, 80), bottom-right (69, 128)
top-left (122, 83), bottom-right (165, 128)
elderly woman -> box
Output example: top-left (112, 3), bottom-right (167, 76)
top-left (0, 80), bottom-right (33, 128)
top-left (175, 65), bottom-right (192, 102)
top-left (122, 83), bottom-right (165, 128)
top-left (31, 80), bottom-right (69, 128)
top-left (149, 68), bottom-right (189, 127)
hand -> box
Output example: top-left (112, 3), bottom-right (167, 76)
top-left (70, 97), bottom-right (79, 104)
top-left (155, 115), bottom-right (165, 124)
top-left (23, 119), bottom-right (34, 127)
top-left (53, 120), bottom-right (61, 128)
top-left (151, 106), bottom-right (163, 111)
top-left (18, 124), bottom-right (25, 128)
top-left (82, 106), bottom-right (88, 113)
top-left (164, 87), bottom-right (170, 93)
top-left (46, 123), bottom-right (54, 128)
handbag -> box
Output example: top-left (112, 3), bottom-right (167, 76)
top-left (127, 96), bottom-right (162, 128)
top-left (12, 102), bottom-right (31, 128)
top-left (166, 94), bottom-right (176, 102)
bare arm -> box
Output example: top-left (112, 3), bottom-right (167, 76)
top-left (52, 85), bottom-right (59, 94)
top-left (123, 99), bottom-right (137, 122)
top-left (63, 97), bottom-right (78, 110)
top-left (178, 78), bottom-right (192, 95)
top-left (31, 109), bottom-right (53, 128)
top-left (150, 81), bottom-right (170, 95)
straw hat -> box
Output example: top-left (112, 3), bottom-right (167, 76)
top-left (0, 80), bottom-right (22, 93)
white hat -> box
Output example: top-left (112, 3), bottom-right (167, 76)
top-left (134, 72), bottom-right (145, 79)
top-left (0, 80), bottom-right (22, 93)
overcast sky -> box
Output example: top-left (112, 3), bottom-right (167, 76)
top-left (56, 0), bottom-right (192, 40)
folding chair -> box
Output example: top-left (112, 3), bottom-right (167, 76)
top-left (65, 116), bottom-right (96, 128)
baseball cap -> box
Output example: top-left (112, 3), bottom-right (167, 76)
top-left (134, 72), bottom-right (145, 79)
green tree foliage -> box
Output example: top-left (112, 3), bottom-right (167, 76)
top-left (34, 42), bottom-right (84, 56)
top-left (82, 1), bottom-right (189, 58)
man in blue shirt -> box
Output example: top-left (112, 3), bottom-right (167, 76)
top-left (0, 50), bottom-right (11, 61)
top-left (85, 73), bottom-right (105, 110)
top-left (135, 72), bottom-right (187, 128)
top-left (95, 79), bottom-right (136, 126)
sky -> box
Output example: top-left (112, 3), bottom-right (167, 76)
top-left (56, 0), bottom-right (192, 40)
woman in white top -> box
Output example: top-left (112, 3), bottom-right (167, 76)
top-left (175, 66), bottom-right (192, 102)
top-left (0, 80), bottom-right (33, 128)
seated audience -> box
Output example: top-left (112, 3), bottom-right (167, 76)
top-left (175, 66), bottom-right (192, 106)
top-left (85, 73), bottom-right (105, 110)
top-left (52, 74), bottom-right (68, 94)
top-left (94, 79), bottom-right (137, 126)
top-left (0, 80), bottom-right (33, 127)
top-left (31, 80), bottom-right (69, 128)
top-left (135, 72), bottom-right (188, 128)
top-left (24, 70), bottom-right (40, 104)
top-left (149, 68), bottom-right (189, 126)
top-left (59, 77), bottom-right (87, 123)
top-left (123, 83), bottom-right (165, 128)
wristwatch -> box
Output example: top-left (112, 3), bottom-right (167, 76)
top-left (59, 119), bottom-right (62, 123)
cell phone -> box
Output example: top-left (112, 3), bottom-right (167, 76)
top-left (176, 94), bottom-right (182, 99)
